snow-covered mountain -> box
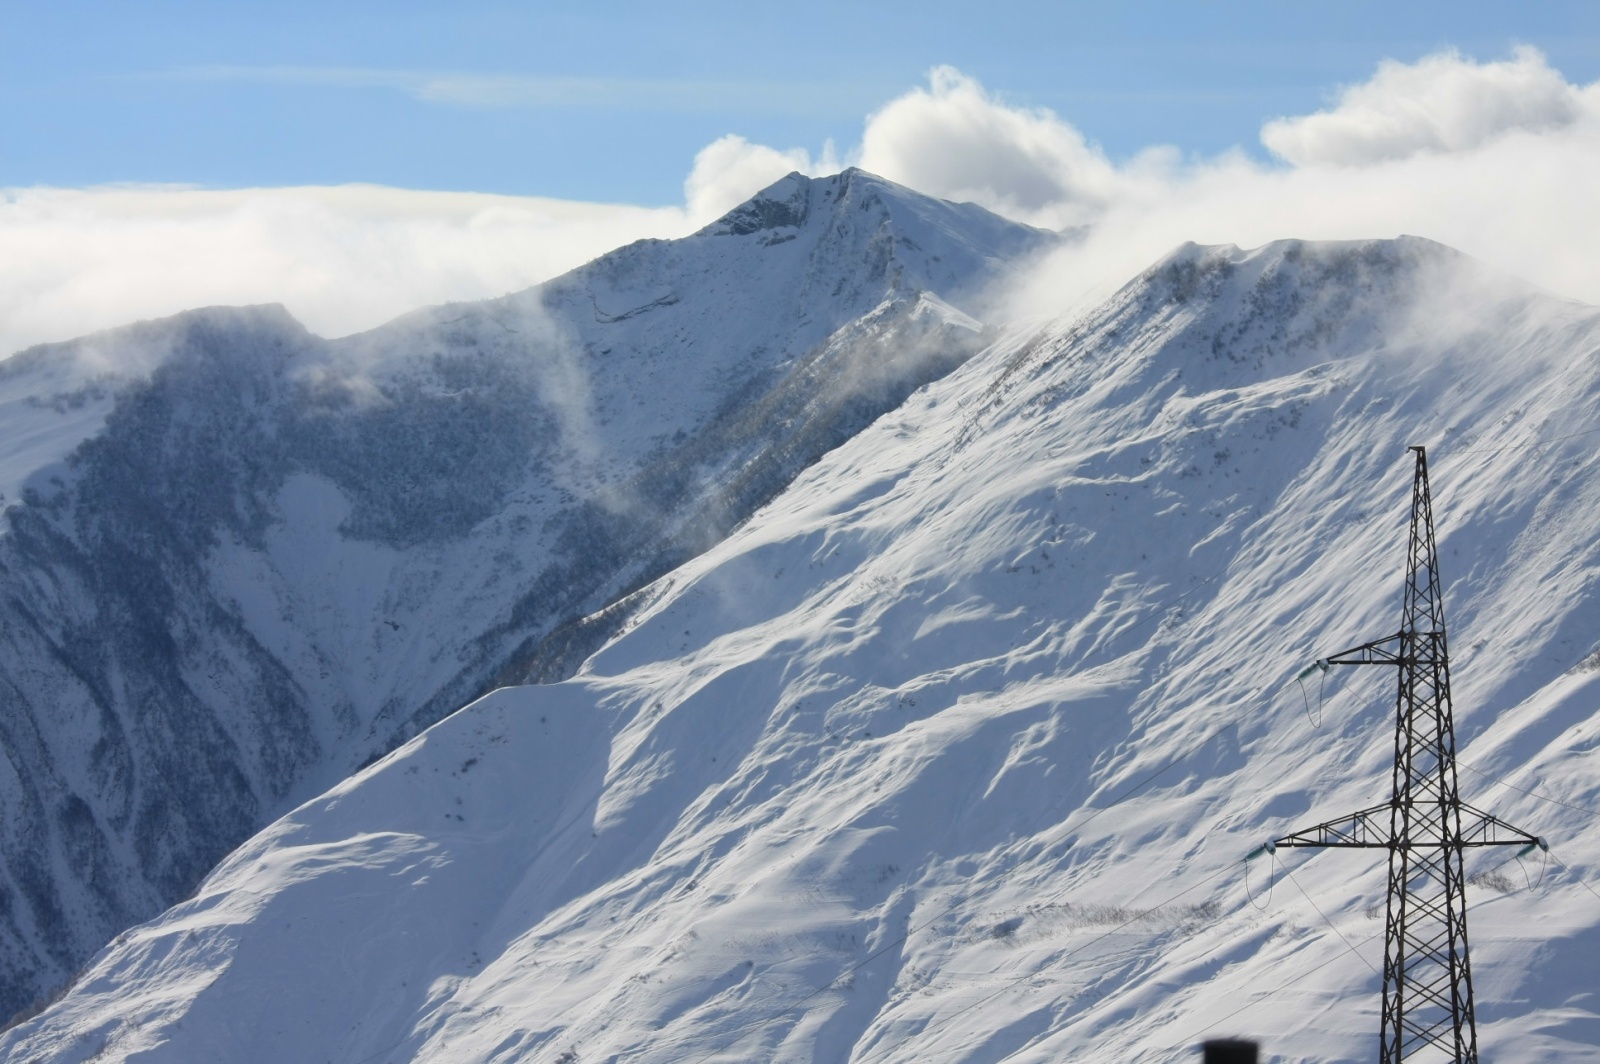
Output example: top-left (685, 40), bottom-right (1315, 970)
top-left (10, 235), bottom-right (1599, 1062)
top-left (0, 169), bottom-right (1055, 1022)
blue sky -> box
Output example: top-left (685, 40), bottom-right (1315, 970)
top-left (6, 2), bottom-right (1600, 357)
top-left (4, 1), bottom-right (1598, 203)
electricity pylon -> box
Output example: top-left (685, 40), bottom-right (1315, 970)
top-left (1270, 446), bottom-right (1544, 1063)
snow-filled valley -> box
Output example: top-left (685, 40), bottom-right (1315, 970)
top-left (6, 232), bottom-right (1600, 1062)
top-left (0, 170), bottom-right (1055, 1022)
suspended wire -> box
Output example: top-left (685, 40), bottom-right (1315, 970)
top-left (1293, 667), bottom-right (1325, 729)
top-left (657, 437), bottom-right (1599, 1062)
top-left (1280, 862), bottom-right (1380, 976)
top-left (853, 864), bottom-right (1236, 1064)
top-left (1156, 839), bottom-right (1555, 1051)
top-left (1512, 847), bottom-right (1550, 891)
top-left (667, 708), bottom-right (1253, 1064)
top-left (1243, 852), bottom-right (1275, 911)
top-left (1547, 850), bottom-right (1600, 906)
top-left (999, 839), bottom-right (1544, 1059)
top-left (1457, 759), bottom-right (1600, 819)
top-left (893, 427), bottom-right (1600, 1055)
top-left (1442, 425), bottom-right (1600, 459)
top-left (203, 421), bottom-right (1600, 1064)
top-left (1184, 925), bottom-right (1385, 1045)
top-left (442, 431), bottom-right (1600, 1063)
top-left (476, 430), bottom-right (1600, 1062)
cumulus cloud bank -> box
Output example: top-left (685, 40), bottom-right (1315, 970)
top-left (1262, 45), bottom-right (1600, 167)
top-left (856, 66), bottom-right (1127, 224)
top-left (6, 46), bottom-right (1600, 359)
top-left (683, 135), bottom-right (838, 221)
top-left (820, 47), bottom-right (1600, 321)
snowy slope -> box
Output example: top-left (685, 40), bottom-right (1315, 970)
top-left (11, 235), bottom-right (1600, 1063)
top-left (0, 170), bottom-right (1054, 1021)
top-left (0, 323), bottom-right (178, 505)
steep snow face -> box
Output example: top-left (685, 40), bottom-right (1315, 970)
top-left (12, 235), bottom-right (1600, 1063)
top-left (0, 169), bottom-right (1053, 1020)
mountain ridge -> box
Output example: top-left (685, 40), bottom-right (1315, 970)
top-left (0, 169), bottom-right (1055, 1021)
top-left (10, 233), bottom-right (1598, 1061)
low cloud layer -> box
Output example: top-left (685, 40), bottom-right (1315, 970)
top-left (6, 47), bottom-right (1600, 359)
top-left (0, 185), bottom-right (695, 357)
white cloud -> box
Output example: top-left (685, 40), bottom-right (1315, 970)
top-left (831, 56), bottom-right (1600, 317)
top-left (1261, 46), bottom-right (1600, 167)
top-left (0, 139), bottom-right (849, 358)
top-left (856, 66), bottom-right (1122, 226)
top-left (9, 51), bottom-right (1600, 364)
top-left (683, 135), bottom-right (832, 221)
top-left (1001, 129), bottom-right (1600, 331)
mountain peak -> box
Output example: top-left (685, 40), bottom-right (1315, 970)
top-left (693, 167), bottom-right (1048, 245)
top-left (695, 171), bottom-right (814, 238)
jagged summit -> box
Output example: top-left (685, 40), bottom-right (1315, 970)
top-left (1000, 233), bottom-right (1560, 406)
top-left (1136, 233), bottom-right (1516, 301)
top-left (697, 170), bottom-right (816, 237)
top-left (696, 167), bottom-right (1053, 271)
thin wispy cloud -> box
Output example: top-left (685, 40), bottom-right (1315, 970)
top-left (146, 65), bottom-right (875, 114)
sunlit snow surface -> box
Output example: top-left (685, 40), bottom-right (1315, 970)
top-left (0, 169), bottom-right (1051, 1019)
top-left (10, 237), bottom-right (1600, 1063)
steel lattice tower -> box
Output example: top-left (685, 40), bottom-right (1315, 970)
top-left (1272, 446), bottom-right (1543, 1063)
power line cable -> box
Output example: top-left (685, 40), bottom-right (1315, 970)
top-left (1281, 862), bottom-right (1379, 976)
top-left (872, 428), bottom-right (1600, 1056)
top-left (1294, 667), bottom-right (1325, 728)
top-left (373, 427), bottom-right (1600, 1064)
top-left (1040, 835), bottom-right (1541, 1057)
top-left (1243, 852), bottom-right (1275, 911)
top-left (1457, 760), bottom-right (1600, 819)
top-left (854, 863), bottom-right (1235, 1064)
top-left (1446, 422), bottom-right (1600, 457)
top-left (1547, 850), bottom-right (1600, 906)
top-left (1511, 846), bottom-right (1550, 891)
top-left (1442, 425), bottom-right (1600, 459)
top-left (666, 707), bottom-right (1251, 1064)
top-left (631, 434), bottom-right (1600, 1061)
top-left (1183, 837), bottom-right (1574, 1050)
top-left (1184, 926), bottom-right (1385, 1045)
